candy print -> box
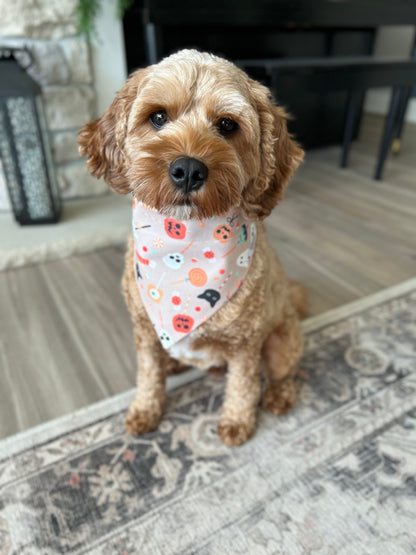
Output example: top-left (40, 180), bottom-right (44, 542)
top-left (213, 224), bottom-right (232, 243)
top-left (203, 247), bottom-right (216, 263)
top-left (188, 268), bottom-right (208, 287)
top-left (172, 314), bottom-right (194, 333)
top-left (164, 218), bottom-right (187, 239)
top-left (197, 289), bottom-right (221, 308)
top-left (218, 272), bottom-right (232, 290)
top-left (171, 294), bottom-right (181, 306)
top-left (135, 249), bottom-right (149, 265)
top-left (171, 268), bottom-right (208, 287)
top-left (171, 291), bottom-right (184, 313)
top-left (135, 249), bottom-right (156, 268)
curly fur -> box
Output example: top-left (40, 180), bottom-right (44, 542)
top-left (79, 49), bottom-right (306, 446)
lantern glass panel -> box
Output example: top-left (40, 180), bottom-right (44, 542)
top-left (0, 105), bottom-right (23, 213)
top-left (6, 96), bottom-right (54, 220)
top-left (36, 96), bottom-right (61, 214)
top-left (0, 53), bottom-right (61, 225)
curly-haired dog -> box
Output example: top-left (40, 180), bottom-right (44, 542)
top-left (79, 49), bottom-right (306, 446)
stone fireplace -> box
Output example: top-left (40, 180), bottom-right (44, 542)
top-left (0, 0), bottom-right (120, 213)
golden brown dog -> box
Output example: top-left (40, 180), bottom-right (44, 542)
top-left (79, 49), bottom-right (306, 446)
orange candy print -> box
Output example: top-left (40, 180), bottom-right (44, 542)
top-left (188, 268), bottom-right (207, 287)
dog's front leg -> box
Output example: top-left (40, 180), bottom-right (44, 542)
top-left (218, 348), bottom-right (262, 447)
top-left (125, 345), bottom-right (168, 435)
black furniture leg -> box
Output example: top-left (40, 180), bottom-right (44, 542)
top-left (341, 91), bottom-right (361, 168)
top-left (392, 86), bottom-right (413, 154)
top-left (374, 87), bottom-right (402, 180)
top-left (145, 22), bottom-right (159, 64)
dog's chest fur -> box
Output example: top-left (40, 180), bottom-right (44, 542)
top-left (168, 334), bottom-right (225, 369)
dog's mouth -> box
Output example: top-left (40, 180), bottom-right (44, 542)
top-left (169, 193), bottom-right (200, 220)
top-left (155, 177), bottom-right (241, 220)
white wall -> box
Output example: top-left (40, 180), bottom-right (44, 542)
top-left (364, 26), bottom-right (416, 123)
top-left (90, 0), bottom-right (128, 118)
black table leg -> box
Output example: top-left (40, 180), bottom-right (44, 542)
top-left (392, 85), bottom-right (413, 154)
top-left (374, 87), bottom-right (402, 180)
top-left (145, 22), bottom-right (160, 64)
top-left (341, 91), bottom-right (361, 168)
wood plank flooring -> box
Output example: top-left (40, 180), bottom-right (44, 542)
top-left (1, 114), bottom-right (415, 438)
top-left (0, 248), bottom-right (135, 438)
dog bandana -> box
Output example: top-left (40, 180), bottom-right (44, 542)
top-left (132, 196), bottom-right (256, 349)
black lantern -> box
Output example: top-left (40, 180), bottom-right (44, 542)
top-left (0, 48), bottom-right (61, 224)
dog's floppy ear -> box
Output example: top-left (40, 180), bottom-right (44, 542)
top-left (78, 68), bottom-right (149, 194)
top-left (241, 81), bottom-right (304, 220)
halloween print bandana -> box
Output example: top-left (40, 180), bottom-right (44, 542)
top-left (132, 197), bottom-right (256, 349)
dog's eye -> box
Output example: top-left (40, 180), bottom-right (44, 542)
top-left (150, 110), bottom-right (169, 129)
top-left (218, 118), bottom-right (239, 136)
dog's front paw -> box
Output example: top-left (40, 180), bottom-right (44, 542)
top-left (261, 378), bottom-right (297, 415)
top-left (217, 419), bottom-right (255, 447)
top-left (125, 408), bottom-right (161, 435)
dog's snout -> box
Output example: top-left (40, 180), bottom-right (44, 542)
top-left (169, 157), bottom-right (208, 193)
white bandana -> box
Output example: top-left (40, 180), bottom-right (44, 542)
top-left (132, 196), bottom-right (256, 349)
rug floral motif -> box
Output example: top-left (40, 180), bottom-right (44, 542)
top-left (0, 284), bottom-right (415, 554)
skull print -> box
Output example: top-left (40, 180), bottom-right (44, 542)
top-left (163, 252), bottom-right (184, 269)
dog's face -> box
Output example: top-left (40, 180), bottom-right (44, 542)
top-left (79, 49), bottom-right (303, 220)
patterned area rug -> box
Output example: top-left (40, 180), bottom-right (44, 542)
top-left (1, 279), bottom-right (416, 554)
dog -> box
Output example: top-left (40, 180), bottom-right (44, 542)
top-left (79, 49), bottom-right (306, 447)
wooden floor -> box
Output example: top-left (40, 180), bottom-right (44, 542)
top-left (1, 114), bottom-right (415, 439)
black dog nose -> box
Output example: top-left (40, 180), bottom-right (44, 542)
top-left (169, 157), bottom-right (208, 193)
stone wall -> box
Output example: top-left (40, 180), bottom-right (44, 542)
top-left (0, 0), bottom-right (108, 211)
